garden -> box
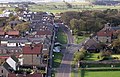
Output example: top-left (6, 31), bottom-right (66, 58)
top-left (83, 70), bottom-right (120, 77)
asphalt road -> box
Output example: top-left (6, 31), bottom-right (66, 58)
top-left (56, 24), bottom-right (79, 77)
top-left (55, 23), bottom-right (90, 77)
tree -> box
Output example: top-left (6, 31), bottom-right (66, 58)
top-left (70, 18), bottom-right (79, 34)
top-left (74, 47), bottom-right (87, 64)
top-left (15, 22), bottom-right (30, 32)
top-left (78, 19), bottom-right (85, 31)
top-left (98, 51), bottom-right (111, 60)
top-left (9, 13), bottom-right (14, 17)
top-left (61, 11), bottom-right (79, 25)
top-left (4, 25), bottom-right (12, 32)
top-left (64, 2), bottom-right (72, 8)
top-left (15, 7), bottom-right (24, 13)
top-left (8, 16), bottom-right (18, 21)
top-left (111, 38), bottom-right (120, 53)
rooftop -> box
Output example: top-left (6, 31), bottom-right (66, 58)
top-left (23, 44), bottom-right (43, 54)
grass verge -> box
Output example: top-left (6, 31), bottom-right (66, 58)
top-left (53, 52), bottom-right (63, 68)
top-left (75, 35), bottom-right (88, 44)
top-left (56, 28), bottom-right (67, 44)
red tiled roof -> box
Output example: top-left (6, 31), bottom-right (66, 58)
top-left (36, 30), bottom-right (52, 35)
top-left (0, 27), bottom-right (3, 31)
top-left (8, 73), bottom-right (43, 77)
top-left (97, 30), bottom-right (113, 37)
top-left (23, 44), bottom-right (43, 54)
top-left (6, 31), bottom-right (19, 36)
top-left (27, 73), bottom-right (43, 77)
top-left (0, 31), bottom-right (5, 35)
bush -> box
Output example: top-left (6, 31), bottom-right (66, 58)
top-left (74, 47), bottom-right (87, 64)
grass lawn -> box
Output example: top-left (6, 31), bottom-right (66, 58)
top-left (56, 28), bottom-right (67, 44)
top-left (71, 68), bottom-right (81, 77)
top-left (84, 71), bottom-right (120, 77)
top-left (75, 35), bottom-right (88, 44)
top-left (84, 53), bottom-right (100, 61)
top-left (53, 52), bottom-right (63, 68)
top-left (71, 70), bottom-right (74, 77)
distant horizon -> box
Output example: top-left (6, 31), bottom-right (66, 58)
top-left (0, 0), bottom-right (88, 3)
top-left (0, 0), bottom-right (119, 3)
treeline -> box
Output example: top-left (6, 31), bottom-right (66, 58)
top-left (60, 9), bottom-right (120, 35)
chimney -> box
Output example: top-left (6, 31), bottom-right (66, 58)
top-left (30, 44), bottom-right (34, 50)
top-left (23, 72), bottom-right (27, 77)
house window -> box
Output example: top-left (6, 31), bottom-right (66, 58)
top-left (1, 70), bottom-right (3, 73)
top-left (37, 54), bottom-right (39, 57)
top-left (106, 39), bottom-right (109, 43)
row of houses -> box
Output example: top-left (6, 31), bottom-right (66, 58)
top-left (0, 10), bottom-right (55, 77)
top-left (84, 23), bottom-right (120, 52)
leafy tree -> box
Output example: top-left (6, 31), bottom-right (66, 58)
top-left (78, 19), bottom-right (85, 31)
top-left (8, 16), bottom-right (18, 21)
top-left (15, 22), bottom-right (30, 32)
top-left (64, 2), bottom-right (72, 8)
top-left (98, 51), bottom-right (111, 60)
top-left (74, 47), bottom-right (87, 64)
top-left (111, 38), bottom-right (120, 53)
top-left (15, 7), bottom-right (24, 13)
top-left (61, 11), bottom-right (79, 25)
top-left (4, 25), bottom-right (12, 32)
top-left (9, 13), bottom-right (14, 17)
top-left (70, 18), bottom-right (79, 34)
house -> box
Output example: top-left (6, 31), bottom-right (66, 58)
top-left (8, 73), bottom-right (43, 77)
top-left (96, 24), bottom-right (114, 43)
top-left (0, 56), bottom-right (19, 77)
top-left (96, 30), bottom-right (113, 43)
top-left (19, 12), bottom-right (35, 21)
top-left (0, 46), bottom-right (22, 56)
top-left (6, 30), bottom-right (20, 36)
top-left (84, 38), bottom-right (100, 52)
top-left (96, 24), bottom-right (120, 43)
top-left (0, 10), bottom-right (15, 18)
top-left (22, 44), bottom-right (43, 66)
top-left (0, 31), bottom-right (5, 37)
top-left (35, 30), bottom-right (52, 39)
top-left (0, 38), bottom-right (29, 47)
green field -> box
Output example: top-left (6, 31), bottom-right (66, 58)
top-left (53, 52), bottom-right (63, 68)
top-left (84, 71), bottom-right (120, 77)
top-left (29, 3), bottom-right (120, 13)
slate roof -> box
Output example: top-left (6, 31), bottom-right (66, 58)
top-left (1, 38), bottom-right (29, 43)
top-left (111, 26), bottom-right (120, 31)
top-left (11, 55), bottom-right (19, 63)
top-left (2, 62), bottom-right (14, 72)
top-left (84, 38), bottom-right (100, 50)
